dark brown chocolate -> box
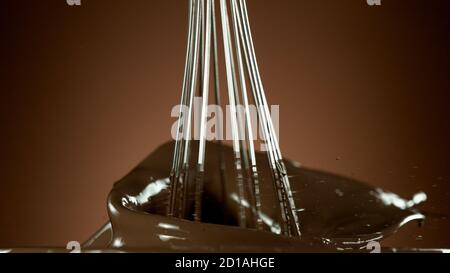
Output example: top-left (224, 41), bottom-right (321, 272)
top-left (1, 141), bottom-right (430, 253)
top-left (93, 141), bottom-right (425, 252)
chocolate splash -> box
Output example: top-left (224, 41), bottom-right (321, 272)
top-left (93, 141), bottom-right (426, 252)
top-left (1, 141), bottom-right (430, 252)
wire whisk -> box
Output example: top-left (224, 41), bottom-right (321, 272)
top-left (167, 0), bottom-right (301, 237)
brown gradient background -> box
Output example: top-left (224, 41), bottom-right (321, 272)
top-left (0, 0), bottom-right (449, 249)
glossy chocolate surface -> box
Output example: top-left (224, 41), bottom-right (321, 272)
top-left (1, 141), bottom-right (434, 253)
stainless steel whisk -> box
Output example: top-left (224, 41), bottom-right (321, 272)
top-left (168, 0), bottom-right (301, 237)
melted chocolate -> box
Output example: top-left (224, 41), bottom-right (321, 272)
top-left (93, 141), bottom-right (426, 252)
top-left (1, 141), bottom-right (431, 253)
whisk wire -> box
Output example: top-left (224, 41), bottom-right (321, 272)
top-left (168, 0), bottom-right (301, 236)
